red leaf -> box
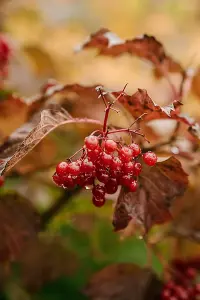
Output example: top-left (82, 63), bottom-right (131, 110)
top-left (77, 28), bottom-right (183, 75)
top-left (113, 157), bottom-right (188, 233)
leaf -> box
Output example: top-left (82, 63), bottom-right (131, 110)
top-left (0, 105), bottom-right (102, 175)
top-left (19, 236), bottom-right (78, 292)
top-left (113, 157), bottom-right (188, 233)
top-left (0, 193), bottom-right (40, 263)
top-left (77, 28), bottom-right (183, 75)
top-left (83, 263), bottom-right (162, 300)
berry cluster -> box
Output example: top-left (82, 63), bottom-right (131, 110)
top-left (162, 258), bottom-right (200, 299)
top-left (53, 135), bottom-right (157, 207)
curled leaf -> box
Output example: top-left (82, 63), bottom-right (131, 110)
top-left (77, 28), bottom-right (183, 75)
top-left (0, 106), bottom-right (102, 175)
top-left (113, 157), bottom-right (188, 233)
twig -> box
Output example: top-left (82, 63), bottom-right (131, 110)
top-left (40, 186), bottom-right (82, 230)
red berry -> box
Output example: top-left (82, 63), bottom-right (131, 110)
top-left (110, 170), bottom-right (121, 181)
top-left (161, 288), bottom-right (171, 299)
top-left (92, 196), bottom-right (105, 207)
top-left (143, 151), bottom-right (157, 166)
top-left (87, 147), bottom-right (101, 162)
top-left (63, 175), bottom-right (75, 188)
top-left (133, 162), bottom-right (142, 176)
top-left (129, 143), bottom-right (141, 157)
top-left (105, 178), bottom-right (118, 194)
top-left (119, 146), bottom-right (133, 162)
top-left (92, 184), bottom-right (106, 199)
top-left (96, 170), bottom-right (109, 183)
top-left (104, 139), bottom-right (117, 153)
top-left (100, 152), bottom-right (113, 167)
top-left (175, 286), bottom-right (188, 300)
top-left (111, 157), bottom-right (122, 171)
top-left (81, 159), bottom-right (95, 173)
top-left (122, 161), bottom-right (135, 174)
top-left (85, 136), bottom-right (99, 150)
top-left (83, 175), bottom-right (94, 186)
top-left (129, 180), bottom-right (138, 192)
top-left (0, 176), bottom-right (4, 187)
top-left (120, 174), bottom-right (132, 186)
top-left (68, 162), bottom-right (80, 175)
top-left (52, 173), bottom-right (62, 186)
top-left (56, 161), bottom-right (69, 177)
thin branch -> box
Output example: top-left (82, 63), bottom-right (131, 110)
top-left (40, 186), bottom-right (82, 230)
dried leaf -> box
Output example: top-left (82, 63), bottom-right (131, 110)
top-left (0, 105), bottom-right (102, 175)
top-left (77, 28), bottom-right (183, 75)
top-left (83, 263), bottom-right (162, 300)
top-left (0, 193), bottom-right (40, 263)
top-left (113, 157), bottom-right (188, 233)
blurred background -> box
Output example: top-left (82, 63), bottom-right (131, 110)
top-left (1, 0), bottom-right (200, 299)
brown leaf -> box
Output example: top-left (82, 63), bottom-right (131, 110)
top-left (77, 28), bottom-right (183, 75)
top-left (113, 157), bottom-right (188, 233)
top-left (0, 193), bottom-right (40, 263)
top-left (83, 263), bottom-right (162, 300)
top-left (0, 105), bottom-right (102, 175)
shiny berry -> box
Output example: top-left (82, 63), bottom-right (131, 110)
top-left (100, 152), bottom-right (112, 167)
top-left (105, 178), bottom-right (118, 194)
top-left (96, 170), bottom-right (109, 183)
top-left (133, 162), bottom-right (142, 176)
top-left (111, 157), bottom-right (122, 170)
top-left (120, 174), bottom-right (131, 186)
top-left (81, 159), bottom-right (95, 173)
top-left (92, 184), bottom-right (106, 199)
top-left (122, 161), bottom-right (135, 174)
top-left (84, 136), bottom-right (99, 150)
top-left (129, 143), bottom-right (141, 157)
top-left (56, 161), bottom-right (69, 177)
top-left (104, 139), bottom-right (117, 153)
top-left (92, 196), bottom-right (106, 207)
top-left (119, 146), bottom-right (133, 162)
top-left (143, 151), bottom-right (157, 166)
top-left (83, 175), bottom-right (94, 186)
top-left (68, 162), bottom-right (80, 175)
top-left (129, 180), bottom-right (138, 192)
top-left (87, 147), bottom-right (101, 162)
top-left (0, 176), bottom-right (4, 187)
top-left (52, 173), bottom-right (62, 186)
top-left (63, 175), bottom-right (75, 188)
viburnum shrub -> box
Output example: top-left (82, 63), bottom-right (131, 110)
top-left (53, 87), bottom-right (157, 207)
top-left (161, 258), bottom-right (200, 299)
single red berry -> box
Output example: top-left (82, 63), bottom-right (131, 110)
top-left (83, 175), bottom-right (94, 186)
top-left (0, 176), bottom-right (4, 187)
top-left (161, 288), bottom-right (171, 299)
top-left (105, 178), bottom-right (118, 194)
top-left (175, 286), bottom-right (188, 300)
top-left (110, 170), bottom-right (121, 182)
top-left (81, 159), bottom-right (95, 173)
top-left (129, 180), bottom-right (138, 192)
top-left (111, 157), bottom-right (122, 171)
top-left (87, 147), bottom-right (101, 162)
top-left (92, 184), bottom-right (106, 199)
top-left (68, 162), bottom-right (80, 175)
top-left (52, 173), bottom-right (62, 186)
top-left (85, 136), bottom-right (99, 150)
top-left (133, 162), bottom-right (142, 176)
top-left (129, 143), bottom-right (141, 157)
top-left (143, 151), bottom-right (157, 166)
top-left (120, 174), bottom-right (132, 186)
top-left (104, 139), bottom-right (117, 153)
top-left (96, 170), bottom-right (109, 183)
top-left (92, 196), bottom-right (106, 207)
top-left (63, 175), bottom-right (75, 188)
top-left (122, 161), bottom-right (135, 174)
top-left (100, 152), bottom-right (113, 167)
top-left (56, 161), bottom-right (69, 177)
top-left (119, 146), bottom-right (133, 162)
